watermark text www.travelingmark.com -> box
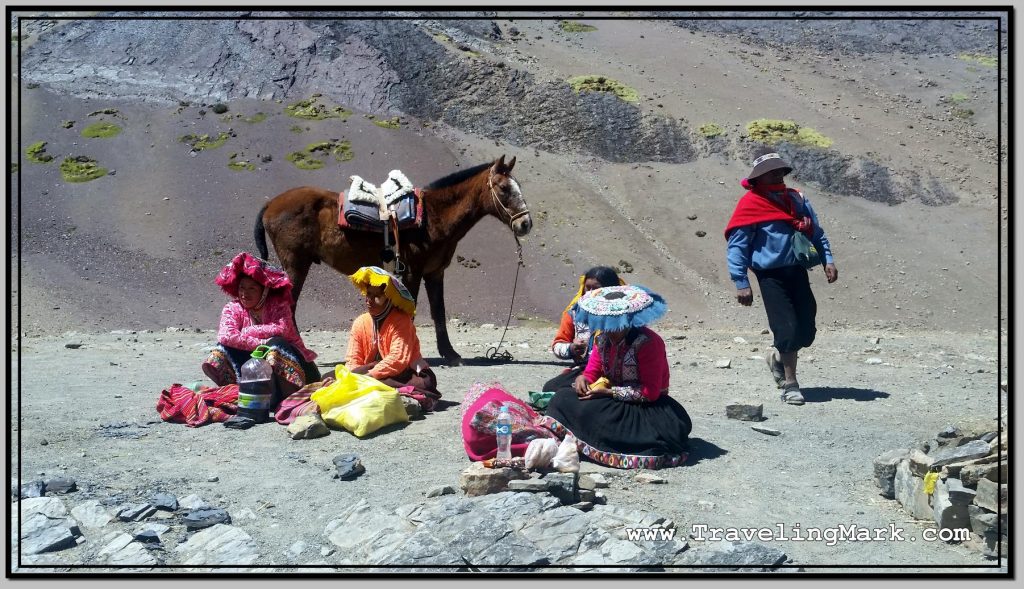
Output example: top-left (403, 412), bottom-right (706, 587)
top-left (625, 524), bottom-right (970, 546)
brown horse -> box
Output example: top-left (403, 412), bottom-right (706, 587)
top-left (254, 155), bottom-right (531, 365)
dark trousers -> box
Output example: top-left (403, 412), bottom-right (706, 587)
top-left (754, 265), bottom-right (817, 353)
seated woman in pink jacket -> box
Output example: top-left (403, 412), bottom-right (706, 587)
top-left (202, 252), bottom-right (320, 403)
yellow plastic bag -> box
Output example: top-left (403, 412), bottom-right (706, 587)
top-left (311, 365), bottom-right (395, 414)
top-left (322, 387), bottom-right (409, 437)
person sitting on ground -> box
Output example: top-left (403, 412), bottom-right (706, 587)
top-left (541, 266), bottom-right (623, 396)
top-left (202, 252), bottom-right (320, 406)
top-left (724, 152), bottom-right (838, 405)
top-left (539, 285), bottom-right (692, 470)
top-left (344, 266), bottom-right (441, 411)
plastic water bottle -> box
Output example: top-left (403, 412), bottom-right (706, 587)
top-left (238, 345), bottom-right (274, 421)
top-left (495, 405), bottom-right (513, 460)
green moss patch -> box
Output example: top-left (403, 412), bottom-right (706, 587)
top-left (958, 53), bottom-right (997, 68)
top-left (88, 108), bottom-right (120, 117)
top-left (746, 119), bottom-right (833, 148)
top-left (286, 139), bottom-right (353, 170)
top-left (559, 20), bottom-right (598, 33)
top-left (698, 123), bottom-right (724, 138)
top-left (289, 125), bottom-right (306, 134)
top-left (81, 122), bottom-right (122, 138)
top-left (26, 141), bottom-right (53, 163)
top-left (60, 156), bottom-right (108, 183)
top-left (285, 95), bottom-right (351, 121)
top-left (567, 75), bottom-right (640, 103)
top-left (228, 160), bottom-right (256, 171)
top-left (179, 132), bottom-right (231, 151)
top-left (241, 112), bottom-right (267, 124)
top-left (285, 151), bottom-right (324, 170)
top-left (952, 107), bottom-right (974, 119)
top-left (373, 116), bottom-right (402, 129)
top-left (949, 92), bottom-right (969, 103)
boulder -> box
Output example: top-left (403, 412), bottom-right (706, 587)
top-left (117, 503), bottom-right (157, 522)
top-left (19, 481), bottom-right (45, 499)
top-left (894, 460), bottom-right (932, 520)
top-left (98, 533), bottom-right (158, 565)
top-left (175, 524), bottom-right (259, 566)
top-left (673, 540), bottom-right (787, 571)
top-left (19, 497), bottom-right (81, 555)
top-left (960, 460), bottom-right (1005, 488)
top-left (725, 401), bottom-right (763, 422)
top-left (458, 462), bottom-right (529, 497)
top-left (287, 414), bottom-right (330, 440)
top-left (974, 479), bottom-right (1007, 512)
top-left (942, 477), bottom-right (976, 505)
top-left (932, 479), bottom-right (970, 534)
top-left (907, 449), bottom-right (934, 477)
top-left (183, 507), bottom-right (231, 530)
top-left (579, 473), bottom-right (609, 490)
top-left (873, 449), bottom-right (910, 499)
top-left (929, 440), bottom-right (992, 469)
top-left (543, 472), bottom-right (578, 505)
top-left (151, 492), bottom-right (178, 512)
top-left (43, 478), bottom-right (77, 494)
top-left (71, 500), bottom-right (113, 528)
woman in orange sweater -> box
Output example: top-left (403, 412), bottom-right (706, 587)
top-left (541, 266), bottom-right (623, 395)
top-left (345, 266), bottom-right (441, 411)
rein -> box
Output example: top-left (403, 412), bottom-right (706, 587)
top-left (488, 176), bottom-right (530, 229)
top-left (480, 235), bottom-right (524, 364)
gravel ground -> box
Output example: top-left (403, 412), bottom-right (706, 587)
top-left (10, 323), bottom-right (1006, 572)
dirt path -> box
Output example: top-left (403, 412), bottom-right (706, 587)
top-left (11, 323), bottom-right (1003, 571)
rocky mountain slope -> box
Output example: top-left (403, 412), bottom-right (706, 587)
top-left (11, 10), bottom-right (1008, 340)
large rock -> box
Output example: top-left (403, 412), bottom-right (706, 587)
top-left (929, 440), bottom-right (992, 468)
top-left (458, 462), bottom-right (529, 497)
top-left (507, 479), bottom-right (550, 492)
top-left (974, 479), bottom-right (1007, 512)
top-left (183, 507), bottom-right (231, 530)
top-left (579, 473), bottom-right (609, 490)
top-left (873, 449), bottom-right (910, 499)
top-left (674, 540), bottom-right (786, 571)
top-left (117, 503), bottom-right (157, 522)
top-left (960, 460), bottom-right (1005, 488)
top-left (932, 479), bottom-right (970, 534)
top-left (43, 478), bottom-right (77, 494)
top-left (98, 533), bottom-right (158, 566)
top-left (942, 477), bottom-right (976, 505)
top-left (19, 497), bottom-right (81, 555)
top-left (543, 472), bottom-right (578, 505)
top-left (175, 524), bottom-right (259, 566)
top-left (968, 505), bottom-right (1005, 538)
top-left (725, 401), bottom-right (763, 422)
top-left (71, 500), bottom-right (113, 528)
top-left (894, 460), bottom-right (932, 520)
top-left (287, 414), bottom-right (330, 440)
top-left (907, 450), bottom-right (934, 477)
top-left (151, 492), bottom-right (178, 512)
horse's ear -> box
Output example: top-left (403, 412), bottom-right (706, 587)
top-left (506, 156), bottom-right (516, 172)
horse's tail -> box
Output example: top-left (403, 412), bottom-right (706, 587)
top-left (254, 203), bottom-right (270, 260)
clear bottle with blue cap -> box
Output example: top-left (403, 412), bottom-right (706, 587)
top-left (495, 404), bottom-right (513, 460)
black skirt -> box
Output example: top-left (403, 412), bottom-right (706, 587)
top-left (540, 390), bottom-right (692, 469)
top-left (542, 366), bottom-right (584, 395)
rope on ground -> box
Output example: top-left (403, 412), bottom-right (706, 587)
top-left (476, 238), bottom-right (524, 365)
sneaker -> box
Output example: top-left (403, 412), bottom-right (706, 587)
top-left (781, 383), bottom-right (805, 405)
top-left (765, 349), bottom-right (786, 389)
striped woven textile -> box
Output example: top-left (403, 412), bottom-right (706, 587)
top-left (157, 383), bottom-right (239, 427)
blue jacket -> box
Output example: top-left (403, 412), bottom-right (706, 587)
top-left (726, 191), bottom-right (835, 290)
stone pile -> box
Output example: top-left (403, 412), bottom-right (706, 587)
top-left (874, 418), bottom-right (1007, 558)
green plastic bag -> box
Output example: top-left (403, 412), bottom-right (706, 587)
top-left (792, 232), bottom-right (821, 269)
top-left (528, 391), bottom-right (556, 411)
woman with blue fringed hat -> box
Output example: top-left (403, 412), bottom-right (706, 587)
top-left (538, 285), bottom-right (692, 469)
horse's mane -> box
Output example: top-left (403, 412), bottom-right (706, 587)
top-left (425, 162), bottom-right (491, 190)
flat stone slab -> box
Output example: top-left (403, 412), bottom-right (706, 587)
top-left (183, 507), bottom-right (231, 530)
top-left (726, 401), bottom-right (763, 422)
top-left (117, 503), bottom-right (157, 522)
top-left (751, 425), bottom-right (782, 436)
top-left (508, 479), bottom-right (550, 492)
top-left (71, 500), bottom-right (113, 529)
top-left (19, 497), bottom-right (81, 555)
top-left (930, 440), bottom-right (992, 468)
top-left (674, 540), bottom-right (787, 570)
top-left (175, 524), bottom-right (259, 566)
top-left (151, 492), bottom-right (178, 512)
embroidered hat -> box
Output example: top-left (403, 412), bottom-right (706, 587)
top-left (215, 252), bottom-right (293, 301)
top-left (747, 152), bottom-right (793, 181)
top-left (575, 285), bottom-right (667, 332)
top-left (349, 266), bottom-right (417, 316)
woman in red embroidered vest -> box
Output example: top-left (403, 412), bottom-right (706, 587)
top-left (202, 252), bottom-right (321, 404)
top-left (344, 266), bottom-right (441, 412)
top-left (539, 285), bottom-right (692, 470)
top-left (724, 153), bottom-right (838, 405)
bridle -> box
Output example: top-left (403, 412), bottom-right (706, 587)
top-left (488, 175), bottom-right (530, 230)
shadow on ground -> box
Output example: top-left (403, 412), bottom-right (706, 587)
top-left (800, 387), bottom-right (891, 403)
top-left (684, 437), bottom-right (728, 465)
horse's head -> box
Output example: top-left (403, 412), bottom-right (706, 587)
top-left (487, 155), bottom-right (532, 237)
